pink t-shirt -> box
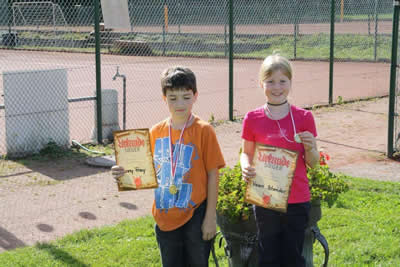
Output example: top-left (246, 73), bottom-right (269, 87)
top-left (242, 105), bottom-right (317, 203)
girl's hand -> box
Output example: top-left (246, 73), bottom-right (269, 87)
top-left (241, 165), bottom-right (256, 182)
top-left (111, 165), bottom-right (125, 182)
top-left (298, 131), bottom-right (317, 152)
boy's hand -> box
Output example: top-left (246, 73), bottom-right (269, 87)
top-left (111, 165), bottom-right (125, 182)
top-left (201, 215), bottom-right (216, 241)
top-left (241, 165), bottom-right (256, 182)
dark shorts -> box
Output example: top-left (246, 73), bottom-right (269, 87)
top-left (155, 201), bottom-right (211, 267)
top-left (254, 202), bottom-right (311, 267)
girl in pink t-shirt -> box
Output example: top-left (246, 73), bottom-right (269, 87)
top-left (241, 53), bottom-right (319, 266)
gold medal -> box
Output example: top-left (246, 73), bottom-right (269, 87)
top-left (169, 185), bottom-right (178, 195)
top-left (294, 134), bottom-right (302, 143)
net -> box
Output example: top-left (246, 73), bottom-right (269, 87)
top-left (12, 1), bottom-right (67, 30)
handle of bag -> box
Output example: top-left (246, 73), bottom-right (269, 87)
top-left (311, 226), bottom-right (329, 267)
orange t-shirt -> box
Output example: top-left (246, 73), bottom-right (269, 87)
top-left (150, 116), bottom-right (225, 231)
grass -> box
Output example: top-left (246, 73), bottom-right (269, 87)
top-left (343, 13), bottom-right (392, 21)
top-left (0, 176), bottom-right (398, 266)
top-left (136, 33), bottom-right (392, 61)
top-left (18, 32), bottom-right (89, 40)
top-left (2, 32), bottom-right (392, 61)
top-left (234, 34), bottom-right (391, 60)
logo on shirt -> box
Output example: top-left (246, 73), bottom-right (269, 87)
top-left (153, 137), bottom-right (196, 212)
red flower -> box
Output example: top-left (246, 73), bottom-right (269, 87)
top-left (319, 151), bottom-right (330, 166)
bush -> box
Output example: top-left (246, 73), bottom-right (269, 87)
top-left (307, 164), bottom-right (349, 207)
top-left (307, 151), bottom-right (349, 207)
top-left (217, 163), bottom-right (252, 222)
top-left (217, 151), bottom-right (349, 222)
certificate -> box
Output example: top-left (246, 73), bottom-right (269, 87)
top-left (244, 143), bottom-right (298, 213)
top-left (113, 129), bottom-right (158, 191)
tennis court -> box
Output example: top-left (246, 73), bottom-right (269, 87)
top-left (0, 49), bottom-right (389, 155)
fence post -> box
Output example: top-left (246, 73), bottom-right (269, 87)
top-left (388, 0), bottom-right (400, 158)
top-left (374, 0), bottom-right (379, 61)
top-left (7, 0), bottom-right (12, 33)
top-left (225, 0), bottom-right (228, 58)
top-left (293, 0), bottom-right (298, 59)
top-left (162, 0), bottom-right (167, 56)
top-left (94, 0), bottom-right (102, 143)
top-left (229, 0), bottom-right (234, 121)
top-left (329, 0), bottom-right (335, 105)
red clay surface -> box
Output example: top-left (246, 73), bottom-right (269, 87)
top-left (0, 50), bottom-right (390, 155)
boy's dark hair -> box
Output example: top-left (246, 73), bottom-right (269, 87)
top-left (161, 66), bottom-right (197, 96)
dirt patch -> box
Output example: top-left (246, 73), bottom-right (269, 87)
top-left (0, 97), bottom-right (399, 253)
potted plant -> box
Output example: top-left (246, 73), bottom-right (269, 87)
top-left (216, 163), bottom-right (258, 267)
top-left (216, 151), bottom-right (349, 267)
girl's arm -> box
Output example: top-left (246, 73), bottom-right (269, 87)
top-left (240, 139), bottom-right (256, 181)
top-left (298, 131), bottom-right (319, 168)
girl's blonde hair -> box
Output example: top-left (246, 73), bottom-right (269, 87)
top-left (259, 53), bottom-right (293, 82)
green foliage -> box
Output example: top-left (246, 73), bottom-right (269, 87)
top-left (208, 113), bottom-right (215, 123)
top-left (216, 163), bottom-right (252, 222)
top-left (39, 140), bottom-right (67, 158)
top-left (337, 95), bottom-right (343, 104)
top-left (307, 164), bottom-right (349, 207)
top-left (217, 158), bottom-right (350, 222)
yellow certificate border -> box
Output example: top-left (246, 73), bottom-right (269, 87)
top-left (244, 143), bottom-right (298, 213)
top-left (113, 128), bottom-right (158, 191)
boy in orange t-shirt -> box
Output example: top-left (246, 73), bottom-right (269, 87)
top-left (112, 66), bottom-right (225, 267)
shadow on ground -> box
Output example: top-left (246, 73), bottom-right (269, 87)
top-left (0, 226), bottom-right (25, 250)
top-left (0, 151), bottom-right (111, 181)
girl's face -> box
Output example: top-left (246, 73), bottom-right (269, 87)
top-left (262, 69), bottom-right (291, 105)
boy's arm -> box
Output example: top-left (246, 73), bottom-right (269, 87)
top-left (201, 168), bottom-right (219, 241)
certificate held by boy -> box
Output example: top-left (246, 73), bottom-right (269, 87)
top-left (113, 129), bottom-right (158, 191)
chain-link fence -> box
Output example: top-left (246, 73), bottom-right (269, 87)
top-left (0, 0), bottom-right (395, 157)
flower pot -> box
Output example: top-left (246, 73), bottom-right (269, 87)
top-left (217, 210), bottom-right (258, 267)
top-left (302, 199), bottom-right (329, 267)
top-left (308, 199), bottom-right (322, 227)
top-left (217, 201), bottom-right (327, 267)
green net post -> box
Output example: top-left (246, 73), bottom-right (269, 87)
top-left (94, 0), bottom-right (102, 144)
top-left (388, 0), bottom-right (400, 158)
top-left (229, 0), bottom-right (234, 121)
top-left (329, 0), bottom-right (335, 105)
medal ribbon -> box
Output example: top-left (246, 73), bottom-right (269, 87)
top-left (264, 104), bottom-right (298, 143)
top-left (169, 114), bottom-right (192, 187)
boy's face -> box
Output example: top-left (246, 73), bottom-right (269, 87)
top-left (163, 88), bottom-right (198, 121)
